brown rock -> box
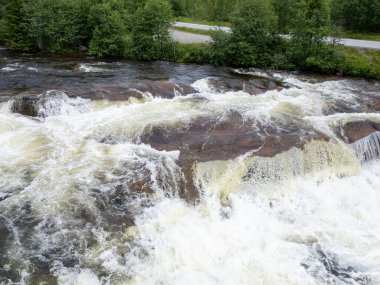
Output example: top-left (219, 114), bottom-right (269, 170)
top-left (204, 77), bottom-right (282, 95)
top-left (339, 120), bottom-right (380, 144)
top-left (130, 80), bottom-right (197, 98)
top-left (140, 111), bottom-right (329, 202)
top-left (82, 81), bottom-right (197, 101)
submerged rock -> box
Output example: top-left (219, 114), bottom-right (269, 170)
top-left (0, 217), bottom-right (11, 251)
top-left (10, 90), bottom-right (72, 117)
top-left (81, 81), bottom-right (197, 101)
top-left (129, 80), bottom-right (197, 98)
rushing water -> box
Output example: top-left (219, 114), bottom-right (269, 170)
top-left (0, 50), bottom-right (380, 285)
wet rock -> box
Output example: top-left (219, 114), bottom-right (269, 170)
top-left (355, 94), bottom-right (380, 113)
top-left (202, 74), bottom-right (290, 95)
top-left (0, 217), bottom-right (11, 251)
top-left (92, 156), bottom-right (186, 226)
top-left (130, 80), bottom-right (197, 98)
top-left (338, 120), bottom-right (380, 144)
top-left (141, 111), bottom-right (329, 202)
top-left (10, 90), bottom-right (70, 117)
top-left (141, 112), bottom-right (328, 162)
top-left (204, 77), bottom-right (280, 95)
top-left (82, 81), bottom-right (197, 101)
top-left (230, 69), bottom-right (297, 90)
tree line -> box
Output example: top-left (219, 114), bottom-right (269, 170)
top-left (0, 0), bottom-right (379, 79)
top-left (170, 0), bottom-right (380, 34)
top-left (0, 0), bottom-right (174, 60)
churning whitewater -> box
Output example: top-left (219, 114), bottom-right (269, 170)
top-left (0, 51), bottom-right (380, 285)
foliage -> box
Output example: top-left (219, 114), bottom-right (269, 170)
top-left (331, 0), bottom-right (380, 34)
top-left (272, 0), bottom-right (295, 32)
top-left (0, 0), bottom-right (31, 50)
top-left (288, 0), bottom-right (334, 66)
top-left (88, 0), bottom-right (130, 57)
top-left (23, 0), bottom-right (91, 51)
top-left (209, 0), bottom-right (279, 67)
top-left (338, 47), bottom-right (380, 79)
top-left (130, 0), bottom-right (175, 60)
top-left (175, 43), bottom-right (209, 63)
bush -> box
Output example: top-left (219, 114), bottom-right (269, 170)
top-left (130, 0), bottom-right (175, 60)
top-left (338, 47), bottom-right (380, 79)
top-left (175, 43), bottom-right (209, 63)
top-left (23, 0), bottom-right (91, 51)
top-left (209, 0), bottom-right (280, 67)
top-left (0, 0), bottom-right (31, 51)
top-left (88, 0), bottom-right (130, 58)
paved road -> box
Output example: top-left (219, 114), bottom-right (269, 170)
top-left (173, 22), bottom-right (380, 50)
top-left (170, 30), bottom-right (211, 44)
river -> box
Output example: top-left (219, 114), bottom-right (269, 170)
top-left (0, 49), bottom-right (380, 285)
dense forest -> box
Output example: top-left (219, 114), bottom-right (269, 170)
top-left (0, 0), bottom-right (174, 59)
top-left (170, 0), bottom-right (380, 34)
top-left (0, 0), bottom-right (379, 79)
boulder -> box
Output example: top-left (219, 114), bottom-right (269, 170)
top-left (10, 90), bottom-right (70, 117)
top-left (129, 80), bottom-right (197, 98)
top-left (140, 111), bottom-right (329, 202)
top-left (338, 120), bottom-right (380, 144)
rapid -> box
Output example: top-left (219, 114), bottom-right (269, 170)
top-left (0, 49), bottom-right (380, 285)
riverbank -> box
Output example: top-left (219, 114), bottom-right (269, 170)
top-left (3, 36), bottom-right (380, 80)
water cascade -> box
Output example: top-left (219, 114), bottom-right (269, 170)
top-left (0, 52), bottom-right (380, 285)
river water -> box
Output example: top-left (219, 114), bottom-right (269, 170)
top-left (0, 49), bottom-right (380, 285)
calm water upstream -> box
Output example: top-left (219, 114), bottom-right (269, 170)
top-left (0, 49), bottom-right (380, 285)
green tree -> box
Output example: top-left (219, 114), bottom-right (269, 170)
top-left (210, 0), bottom-right (278, 66)
top-left (130, 0), bottom-right (174, 60)
top-left (89, 0), bottom-right (130, 57)
top-left (0, 0), bottom-right (31, 50)
top-left (288, 0), bottom-right (333, 65)
top-left (214, 0), bottom-right (238, 21)
top-left (332, 0), bottom-right (380, 34)
top-left (272, 0), bottom-right (295, 32)
top-left (23, 0), bottom-right (92, 51)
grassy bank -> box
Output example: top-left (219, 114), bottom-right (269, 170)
top-left (176, 17), bottom-right (231, 27)
top-left (174, 42), bottom-right (380, 80)
top-left (340, 31), bottom-right (380, 42)
top-left (339, 47), bottom-right (380, 79)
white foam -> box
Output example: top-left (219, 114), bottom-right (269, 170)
top-left (27, 67), bottom-right (39, 72)
top-left (351, 131), bottom-right (380, 163)
top-left (57, 269), bottom-right (102, 285)
top-left (120, 162), bottom-right (380, 285)
top-left (78, 63), bottom-right (110, 73)
top-left (1, 66), bottom-right (17, 72)
top-left (1, 73), bottom-right (380, 284)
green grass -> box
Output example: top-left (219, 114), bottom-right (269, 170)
top-left (340, 31), bottom-right (380, 42)
top-left (172, 26), bottom-right (213, 36)
top-left (339, 46), bottom-right (380, 79)
top-left (175, 43), bottom-right (209, 64)
top-left (176, 16), bottom-right (231, 27)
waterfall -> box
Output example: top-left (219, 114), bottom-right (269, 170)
top-left (351, 131), bottom-right (380, 163)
